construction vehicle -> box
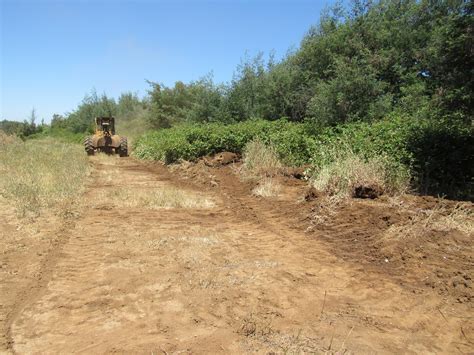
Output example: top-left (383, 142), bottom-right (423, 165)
top-left (84, 117), bottom-right (128, 157)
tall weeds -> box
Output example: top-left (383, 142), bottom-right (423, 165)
top-left (241, 139), bottom-right (282, 178)
top-left (311, 149), bottom-right (410, 199)
top-left (241, 139), bottom-right (282, 198)
top-left (0, 135), bottom-right (89, 217)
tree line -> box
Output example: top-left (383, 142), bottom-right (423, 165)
top-left (142, 0), bottom-right (472, 129)
top-left (3, 0), bottom-right (472, 135)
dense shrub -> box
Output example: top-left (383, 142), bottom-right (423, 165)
top-left (310, 116), bottom-right (474, 200)
top-left (133, 119), bottom-right (316, 166)
top-left (28, 128), bottom-right (85, 144)
top-left (134, 117), bottom-right (473, 200)
top-left (407, 120), bottom-right (473, 199)
top-left (309, 116), bottom-right (416, 171)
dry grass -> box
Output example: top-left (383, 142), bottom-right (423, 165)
top-left (0, 130), bottom-right (21, 145)
top-left (0, 137), bottom-right (90, 218)
top-left (312, 151), bottom-right (410, 199)
top-left (436, 203), bottom-right (473, 235)
top-left (309, 195), bottom-right (347, 227)
top-left (92, 152), bottom-right (121, 165)
top-left (252, 178), bottom-right (281, 198)
top-left (241, 139), bottom-right (283, 198)
top-left (241, 139), bottom-right (282, 179)
top-left (384, 201), bottom-right (473, 240)
top-left (99, 187), bottom-right (215, 209)
top-left (239, 311), bottom-right (353, 354)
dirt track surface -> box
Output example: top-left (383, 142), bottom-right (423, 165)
top-left (1, 156), bottom-right (472, 353)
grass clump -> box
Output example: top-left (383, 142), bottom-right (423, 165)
top-left (252, 178), bottom-right (281, 198)
top-left (312, 150), bottom-right (410, 199)
top-left (384, 201), bottom-right (473, 241)
top-left (0, 136), bottom-right (89, 217)
top-left (241, 139), bottom-right (283, 198)
top-left (242, 139), bottom-right (282, 178)
top-left (102, 187), bottom-right (215, 209)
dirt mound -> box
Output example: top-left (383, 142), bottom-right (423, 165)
top-left (304, 186), bottom-right (320, 201)
top-left (203, 152), bottom-right (239, 167)
top-left (353, 184), bottom-right (383, 199)
top-left (282, 166), bottom-right (307, 180)
top-left (309, 195), bottom-right (473, 301)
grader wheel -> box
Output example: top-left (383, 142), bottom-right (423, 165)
top-left (119, 137), bottom-right (128, 157)
top-left (84, 137), bottom-right (94, 156)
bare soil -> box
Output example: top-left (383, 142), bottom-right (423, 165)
top-left (1, 156), bottom-right (472, 353)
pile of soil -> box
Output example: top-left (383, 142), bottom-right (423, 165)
top-left (203, 152), bottom-right (239, 167)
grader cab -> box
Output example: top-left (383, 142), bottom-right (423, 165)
top-left (84, 117), bottom-right (128, 157)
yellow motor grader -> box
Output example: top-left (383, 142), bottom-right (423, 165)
top-left (84, 117), bottom-right (128, 156)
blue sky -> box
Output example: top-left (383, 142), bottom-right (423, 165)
top-left (1, 0), bottom-right (330, 122)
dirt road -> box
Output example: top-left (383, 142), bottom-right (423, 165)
top-left (2, 156), bottom-right (472, 353)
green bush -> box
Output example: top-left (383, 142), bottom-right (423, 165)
top-left (407, 120), bottom-right (473, 199)
top-left (309, 115), bottom-right (473, 200)
top-left (309, 115), bottom-right (416, 171)
top-left (133, 119), bottom-right (316, 166)
top-left (134, 116), bottom-right (473, 200)
top-left (28, 127), bottom-right (86, 144)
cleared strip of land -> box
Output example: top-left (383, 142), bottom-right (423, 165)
top-left (1, 155), bottom-right (471, 353)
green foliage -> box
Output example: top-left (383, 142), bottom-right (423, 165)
top-left (0, 120), bottom-right (30, 136)
top-left (28, 127), bottom-right (85, 144)
top-left (0, 118), bottom-right (45, 139)
top-left (310, 116), bottom-right (415, 170)
top-left (133, 119), bottom-right (315, 166)
top-left (223, 53), bottom-right (269, 121)
top-left (309, 115), bottom-right (473, 200)
top-left (406, 120), bottom-right (473, 199)
top-left (60, 89), bottom-right (117, 133)
top-left (424, 1), bottom-right (473, 120)
top-left (305, 57), bottom-right (393, 125)
top-left (48, 89), bottom-right (148, 137)
top-left (116, 92), bottom-right (144, 119)
top-left (135, 114), bottom-right (473, 200)
top-left (146, 74), bottom-right (226, 129)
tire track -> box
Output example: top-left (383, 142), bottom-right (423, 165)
top-left (6, 156), bottom-right (470, 353)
